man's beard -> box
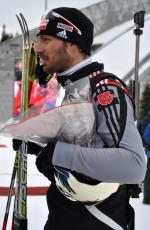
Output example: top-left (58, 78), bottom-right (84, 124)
top-left (44, 49), bottom-right (71, 74)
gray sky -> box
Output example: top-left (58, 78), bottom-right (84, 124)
top-left (0, 0), bottom-right (99, 35)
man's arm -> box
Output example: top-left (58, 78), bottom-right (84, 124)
top-left (52, 84), bottom-right (146, 184)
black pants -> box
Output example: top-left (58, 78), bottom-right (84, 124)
top-left (44, 184), bottom-right (134, 230)
top-left (143, 157), bottom-right (150, 204)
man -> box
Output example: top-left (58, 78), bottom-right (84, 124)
top-left (13, 7), bottom-right (146, 230)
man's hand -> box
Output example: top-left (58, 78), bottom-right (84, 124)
top-left (12, 139), bottom-right (42, 156)
top-left (12, 139), bottom-right (22, 151)
top-left (36, 142), bottom-right (56, 183)
top-left (12, 139), bottom-right (56, 182)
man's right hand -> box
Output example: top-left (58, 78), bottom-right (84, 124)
top-left (12, 139), bottom-right (22, 151)
top-left (12, 139), bottom-right (42, 156)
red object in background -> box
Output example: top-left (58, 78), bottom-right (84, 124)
top-left (13, 80), bottom-right (47, 118)
top-left (13, 77), bottom-right (59, 118)
top-left (0, 186), bottom-right (48, 196)
top-left (13, 81), bottom-right (21, 117)
top-left (0, 144), bottom-right (7, 148)
top-left (14, 55), bottom-right (59, 118)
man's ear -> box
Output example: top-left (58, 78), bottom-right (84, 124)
top-left (66, 43), bottom-right (80, 56)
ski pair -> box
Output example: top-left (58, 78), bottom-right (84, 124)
top-left (2, 13), bottom-right (36, 230)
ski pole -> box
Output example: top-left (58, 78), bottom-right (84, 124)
top-left (133, 11), bottom-right (145, 124)
top-left (2, 153), bottom-right (18, 230)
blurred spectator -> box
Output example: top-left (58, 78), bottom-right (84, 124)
top-left (138, 112), bottom-right (150, 145)
top-left (41, 75), bottom-right (60, 111)
top-left (142, 111), bottom-right (150, 204)
top-left (13, 80), bottom-right (21, 117)
top-left (13, 76), bottom-right (60, 119)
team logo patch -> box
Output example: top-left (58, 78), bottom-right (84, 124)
top-left (38, 19), bottom-right (49, 30)
top-left (95, 90), bottom-right (117, 106)
top-left (57, 22), bottom-right (73, 32)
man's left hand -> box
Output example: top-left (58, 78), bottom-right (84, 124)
top-left (36, 142), bottom-right (56, 183)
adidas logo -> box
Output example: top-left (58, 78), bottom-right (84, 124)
top-left (56, 30), bottom-right (68, 39)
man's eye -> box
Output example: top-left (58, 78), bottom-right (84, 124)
top-left (43, 38), bottom-right (49, 42)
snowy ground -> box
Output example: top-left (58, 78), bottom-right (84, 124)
top-left (1, 191), bottom-right (150, 230)
top-left (0, 136), bottom-right (49, 230)
top-left (130, 195), bottom-right (150, 230)
top-left (0, 136), bottom-right (150, 230)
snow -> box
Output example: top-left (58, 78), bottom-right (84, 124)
top-left (130, 196), bottom-right (150, 230)
top-left (0, 136), bottom-right (49, 229)
top-left (92, 14), bottom-right (150, 80)
top-left (0, 196), bottom-right (48, 230)
top-left (0, 137), bottom-right (49, 187)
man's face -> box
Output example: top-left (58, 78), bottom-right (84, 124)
top-left (36, 35), bottom-right (72, 74)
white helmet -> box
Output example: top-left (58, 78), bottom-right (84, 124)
top-left (54, 167), bottom-right (120, 204)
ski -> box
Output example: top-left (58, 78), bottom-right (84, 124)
top-left (2, 30), bottom-right (36, 230)
top-left (2, 13), bottom-right (30, 230)
top-left (11, 13), bottom-right (30, 230)
top-left (1, 13), bottom-right (36, 230)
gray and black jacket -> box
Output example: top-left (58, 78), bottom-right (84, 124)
top-left (46, 61), bottom-right (146, 230)
top-left (54, 61), bottom-right (146, 184)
